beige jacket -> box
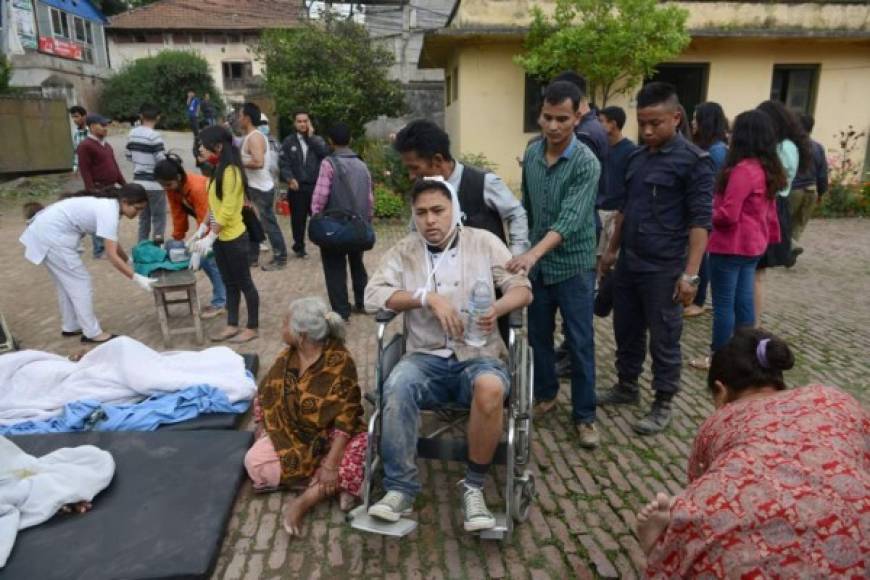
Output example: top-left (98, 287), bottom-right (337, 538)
top-left (365, 227), bottom-right (531, 361)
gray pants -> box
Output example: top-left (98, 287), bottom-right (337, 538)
top-left (138, 189), bottom-right (167, 242)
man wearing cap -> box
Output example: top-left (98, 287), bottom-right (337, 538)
top-left (77, 114), bottom-right (125, 194)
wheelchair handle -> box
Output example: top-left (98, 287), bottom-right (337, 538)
top-left (375, 309), bottom-right (398, 324)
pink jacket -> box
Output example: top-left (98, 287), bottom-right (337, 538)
top-left (708, 159), bottom-right (780, 257)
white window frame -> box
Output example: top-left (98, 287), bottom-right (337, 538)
top-left (50, 7), bottom-right (70, 39)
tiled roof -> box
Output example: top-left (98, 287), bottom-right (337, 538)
top-left (108, 0), bottom-right (303, 31)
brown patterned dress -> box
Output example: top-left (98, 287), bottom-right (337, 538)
top-left (257, 339), bottom-right (365, 486)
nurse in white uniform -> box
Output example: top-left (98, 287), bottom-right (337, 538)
top-left (19, 184), bottom-right (158, 343)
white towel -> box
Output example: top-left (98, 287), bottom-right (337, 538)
top-left (0, 437), bottom-right (115, 567)
top-left (0, 336), bottom-right (256, 426)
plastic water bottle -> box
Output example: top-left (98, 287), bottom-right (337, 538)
top-left (464, 279), bottom-right (493, 347)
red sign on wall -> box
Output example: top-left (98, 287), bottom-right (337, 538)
top-left (39, 36), bottom-right (82, 61)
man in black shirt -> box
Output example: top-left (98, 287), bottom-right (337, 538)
top-left (597, 106), bottom-right (637, 258)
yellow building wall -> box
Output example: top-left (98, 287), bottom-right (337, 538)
top-left (452, 38), bottom-right (870, 189)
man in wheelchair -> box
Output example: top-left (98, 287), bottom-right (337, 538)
top-left (364, 178), bottom-right (532, 532)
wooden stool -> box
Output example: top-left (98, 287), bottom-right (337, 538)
top-left (152, 269), bottom-right (204, 346)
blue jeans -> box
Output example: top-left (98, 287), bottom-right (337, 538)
top-left (709, 254), bottom-right (760, 352)
top-left (381, 353), bottom-right (510, 497)
top-left (165, 240), bottom-right (226, 308)
top-left (693, 253), bottom-right (710, 307)
top-left (137, 189), bottom-right (167, 242)
top-left (528, 270), bottom-right (596, 424)
top-left (249, 186), bottom-right (287, 260)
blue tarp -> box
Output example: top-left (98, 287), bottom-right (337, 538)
top-left (0, 386), bottom-right (250, 435)
top-left (40, 0), bottom-right (107, 24)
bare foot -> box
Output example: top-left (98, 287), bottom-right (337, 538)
top-left (683, 304), bottom-right (705, 318)
top-left (60, 501), bottom-right (93, 515)
top-left (636, 492), bottom-right (673, 555)
top-left (282, 495), bottom-right (305, 536)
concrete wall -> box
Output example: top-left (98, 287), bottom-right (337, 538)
top-left (9, 51), bottom-right (109, 111)
top-left (0, 97), bottom-right (73, 173)
top-left (107, 34), bottom-right (264, 104)
top-left (448, 37), bottom-right (870, 188)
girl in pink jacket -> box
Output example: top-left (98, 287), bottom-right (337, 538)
top-left (694, 110), bottom-right (789, 368)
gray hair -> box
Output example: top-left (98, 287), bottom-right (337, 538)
top-left (288, 296), bottom-right (345, 343)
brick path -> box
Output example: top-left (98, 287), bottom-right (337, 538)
top-left (1, 155), bottom-right (867, 578)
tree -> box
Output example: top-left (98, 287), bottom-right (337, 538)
top-left (515, 0), bottom-right (691, 106)
top-left (99, 50), bottom-right (224, 129)
top-left (257, 15), bottom-right (406, 138)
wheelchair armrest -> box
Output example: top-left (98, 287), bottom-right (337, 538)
top-left (508, 309), bottom-right (523, 328)
top-left (375, 309), bottom-right (398, 324)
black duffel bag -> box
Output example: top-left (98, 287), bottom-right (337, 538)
top-left (309, 208), bottom-right (375, 252)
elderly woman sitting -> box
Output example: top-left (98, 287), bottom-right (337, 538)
top-left (244, 297), bottom-right (367, 536)
top-left (637, 328), bottom-right (868, 578)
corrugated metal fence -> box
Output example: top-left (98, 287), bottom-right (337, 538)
top-left (0, 97), bottom-right (72, 174)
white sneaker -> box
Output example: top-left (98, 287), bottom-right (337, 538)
top-left (459, 481), bottom-right (496, 532)
top-left (368, 491), bottom-right (414, 522)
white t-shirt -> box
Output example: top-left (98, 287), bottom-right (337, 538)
top-left (241, 130), bottom-right (274, 191)
top-left (20, 197), bottom-right (120, 264)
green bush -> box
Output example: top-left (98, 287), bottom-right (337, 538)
top-left (816, 183), bottom-right (870, 218)
top-left (357, 138), bottom-right (414, 196)
top-left (373, 185), bottom-right (405, 220)
top-left (99, 50), bottom-right (224, 129)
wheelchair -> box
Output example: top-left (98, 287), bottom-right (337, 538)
top-left (347, 308), bottom-right (536, 541)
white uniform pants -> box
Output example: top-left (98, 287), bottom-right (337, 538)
top-left (42, 246), bottom-right (102, 339)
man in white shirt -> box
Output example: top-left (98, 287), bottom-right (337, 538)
top-left (364, 179), bottom-right (532, 533)
top-left (240, 102), bottom-right (287, 270)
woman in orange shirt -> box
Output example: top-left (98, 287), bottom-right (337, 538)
top-left (154, 154), bottom-right (226, 319)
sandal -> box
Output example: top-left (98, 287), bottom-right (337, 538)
top-left (81, 334), bottom-right (118, 344)
top-left (210, 328), bottom-right (240, 342)
top-left (689, 356), bottom-right (711, 371)
top-left (228, 329), bottom-right (258, 344)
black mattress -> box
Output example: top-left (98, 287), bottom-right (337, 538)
top-left (1, 430), bottom-right (253, 580)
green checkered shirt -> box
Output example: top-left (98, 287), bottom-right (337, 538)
top-left (521, 136), bottom-right (600, 285)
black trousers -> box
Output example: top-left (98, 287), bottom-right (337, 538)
top-left (612, 260), bottom-right (682, 395)
top-left (320, 248), bottom-right (368, 319)
top-left (288, 184), bottom-right (314, 255)
top-left (213, 233), bottom-right (260, 329)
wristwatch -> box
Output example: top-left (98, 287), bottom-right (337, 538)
top-left (682, 273), bottom-right (701, 287)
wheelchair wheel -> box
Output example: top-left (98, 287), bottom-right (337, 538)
top-left (513, 417), bottom-right (531, 466)
top-left (511, 472), bottom-right (536, 522)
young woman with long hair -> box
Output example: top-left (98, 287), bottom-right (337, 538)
top-left (685, 101), bottom-right (730, 318)
top-left (154, 153), bottom-right (227, 319)
top-left (690, 110), bottom-right (787, 370)
top-left (753, 100), bottom-right (812, 325)
top-left (197, 125), bottom-right (260, 343)
top-left (19, 184), bottom-right (155, 343)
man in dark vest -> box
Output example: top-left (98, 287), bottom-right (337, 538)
top-left (310, 123), bottom-right (374, 321)
top-left (394, 120), bottom-right (529, 256)
top-left (279, 110), bottom-right (330, 258)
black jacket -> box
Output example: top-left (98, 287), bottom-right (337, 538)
top-left (279, 133), bottom-right (330, 187)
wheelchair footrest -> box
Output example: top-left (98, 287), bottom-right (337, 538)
top-left (478, 513), bottom-right (510, 540)
top-left (347, 505), bottom-right (418, 537)
top-left (417, 438), bottom-right (508, 464)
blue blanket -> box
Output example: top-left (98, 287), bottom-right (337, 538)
top-left (0, 386), bottom-right (250, 435)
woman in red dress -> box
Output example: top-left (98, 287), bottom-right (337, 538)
top-left (638, 328), bottom-right (868, 578)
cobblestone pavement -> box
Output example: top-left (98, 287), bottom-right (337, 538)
top-left (1, 146), bottom-right (867, 578)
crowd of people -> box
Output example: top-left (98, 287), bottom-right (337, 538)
top-left (16, 74), bottom-right (866, 578)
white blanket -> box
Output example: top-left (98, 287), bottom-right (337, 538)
top-left (0, 436), bottom-right (115, 567)
top-left (0, 336), bottom-right (256, 426)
